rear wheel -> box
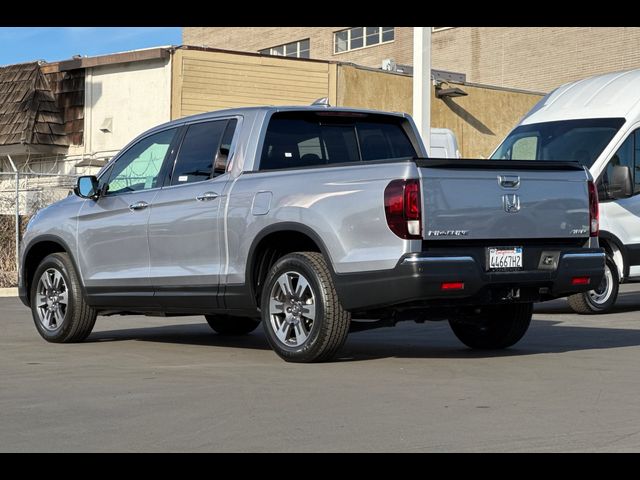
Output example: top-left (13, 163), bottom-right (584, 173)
top-left (567, 256), bottom-right (619, 314)
top-left (30, 252), bottom-right (97, 343)
top-left (449, 303), bottom-right (533, 349)
top-left (204, 315), bottom-right (260, 335)
top-left (261, 252), bottom-right (350, 363)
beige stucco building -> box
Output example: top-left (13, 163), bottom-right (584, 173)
top-left (184, 27), bottom-right (640, 93)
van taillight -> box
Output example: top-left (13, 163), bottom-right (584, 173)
top-left (588, 180), bottom-right (599, 237)
top-left (384, 179), bottom-right (422, 239)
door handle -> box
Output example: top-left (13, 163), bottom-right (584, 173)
top-left (196, 192), bottom-right (219, 201)
top-left (129, 201), bottom-right (149, 211)
top-left (498, 175), bottom-right (520, 189)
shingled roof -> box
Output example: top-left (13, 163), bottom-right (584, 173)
top-left (0, 62), bottom-right (69, 148)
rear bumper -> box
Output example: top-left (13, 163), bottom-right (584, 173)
top-left (334, 248), bottom-right (605, 311)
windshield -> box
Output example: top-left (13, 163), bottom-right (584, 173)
top-left (491, 118), bottom-right (625, 167)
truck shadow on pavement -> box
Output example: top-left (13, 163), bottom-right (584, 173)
top-left (337, 319), bottom-right (640, 361)
top-left (87, 293), bottom-right (640, 362)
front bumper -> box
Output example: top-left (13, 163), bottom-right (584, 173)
top-left (334, 248), bottom-right (605, 311)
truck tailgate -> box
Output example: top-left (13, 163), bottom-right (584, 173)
top-left (416, 159), bottom-right (590, 240)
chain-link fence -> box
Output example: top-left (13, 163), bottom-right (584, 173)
top-left (0, 172), bottom-right (77, 288)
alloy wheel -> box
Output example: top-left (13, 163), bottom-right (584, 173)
top-left (268, 271), bottom-right (316, 347)
top-left (35, 268), bottom-right (68, 332)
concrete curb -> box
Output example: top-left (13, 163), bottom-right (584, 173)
top-left (0, 288), bottom-right (18, 297)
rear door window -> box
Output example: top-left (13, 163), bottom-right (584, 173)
top-left (170, 120), bottom-right (228, 185)
top-left (259, 112), bottom-right (417, 170)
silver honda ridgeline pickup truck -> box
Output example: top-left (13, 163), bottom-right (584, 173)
top-left (19, 106), bottom-right (605, 362)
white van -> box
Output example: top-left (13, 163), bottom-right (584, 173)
top-left (491, 68), bottom-right (640, 313)
top-left (430, 128), bottom-right (460, 158)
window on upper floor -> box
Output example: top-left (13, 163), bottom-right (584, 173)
top-left (334, 27), bottom-right (394, 54)
top-left (259, 39), bottom-right (310, 59)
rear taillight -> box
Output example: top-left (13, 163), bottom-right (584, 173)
top-left (588, 180), bottom-right (599, 237)
top-left (384, 179), bottom-right (422, 239)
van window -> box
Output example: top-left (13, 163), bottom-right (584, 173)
top-left (511, 136), bottom-right (538, 160)
top-left (491, 118), bottom-right (625, 167)
top-left (259, 112), bottom-right (417, 170)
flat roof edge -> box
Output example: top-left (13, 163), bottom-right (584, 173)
top-left (49, 48), bottom-right (172, 72)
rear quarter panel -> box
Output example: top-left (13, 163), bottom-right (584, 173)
top-left (224, 161), bottom-right (420, 284)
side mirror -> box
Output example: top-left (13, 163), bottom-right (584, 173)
top-left (609, 165), bottom-right (633, 199)
top-left (74, 176), bottom-right (100, 200)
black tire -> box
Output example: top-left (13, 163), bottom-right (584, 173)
top-left (204, 314), bottom-right (260, 335)
top-left (261, 252), bottom-right (350, 363)
top-left (567, 256), bottom-right (619, 314)
top-left (449, 303), bottom-right (533, 349)
top-left (30, 252), bottom-right (97, 343)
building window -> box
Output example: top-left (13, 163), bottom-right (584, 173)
top-left (259, 39), bottom-right (310, 59)
top-left (334, 27), bottom-right (394, 54)
top-left (432, 27), bottom-right (455, 32)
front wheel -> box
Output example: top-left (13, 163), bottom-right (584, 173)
top-left (449, 303), bottom-right (533, 349)
top-left (261, 252), bottom-right (350, 363)
top-left (567, 256), bottom-right (619, 314)
top-left (30, 252), bottom-right (97, 343)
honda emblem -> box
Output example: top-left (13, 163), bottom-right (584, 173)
top-left (503, 194), bottom-right (521, 213)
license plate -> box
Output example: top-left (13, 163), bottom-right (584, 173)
top-left (487, 247), bottom-right (523, 271)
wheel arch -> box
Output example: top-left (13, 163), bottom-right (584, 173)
top-left (22, 235), bottom-right (83, 304)
top-left (599, 231), bottom-right (628, 281)
top-left (246, 223), bottom-right (335, 305)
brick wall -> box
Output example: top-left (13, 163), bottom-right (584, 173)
top-left (184, 27), bottom-right (640, 92)
top-left (431, 27), bottom-right (640, 92)
top-left (183, 27), bottom-right (413, 69)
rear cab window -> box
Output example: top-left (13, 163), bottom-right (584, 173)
top-left (259, 111), bottom-right (418, 170)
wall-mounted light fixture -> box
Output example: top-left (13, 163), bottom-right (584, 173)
top-left (435, 84), bottom-right (468, 99)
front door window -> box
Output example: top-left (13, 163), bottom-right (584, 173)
top-left (105, 128), bottom-right (177, 195)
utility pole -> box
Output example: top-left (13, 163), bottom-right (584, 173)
top-left (412, 27), bottom-right (432, 154)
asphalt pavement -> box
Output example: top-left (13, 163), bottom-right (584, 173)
top-left (1, 285), bottom-right (640, 452)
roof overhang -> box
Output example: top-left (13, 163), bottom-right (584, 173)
top-left (42, 47), bottom-right (172, 73)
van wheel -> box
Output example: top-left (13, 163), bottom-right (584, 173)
top-left (204, 314), bottom-right (260, 335)
top-left (261, 252), bottom-right (350, 363)
top-left (449, 303), bottom-right (533, 349)
top-left (567, 256), bottom-right (619, 314)
top-left (30, 252), bottom-right (97, 343)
